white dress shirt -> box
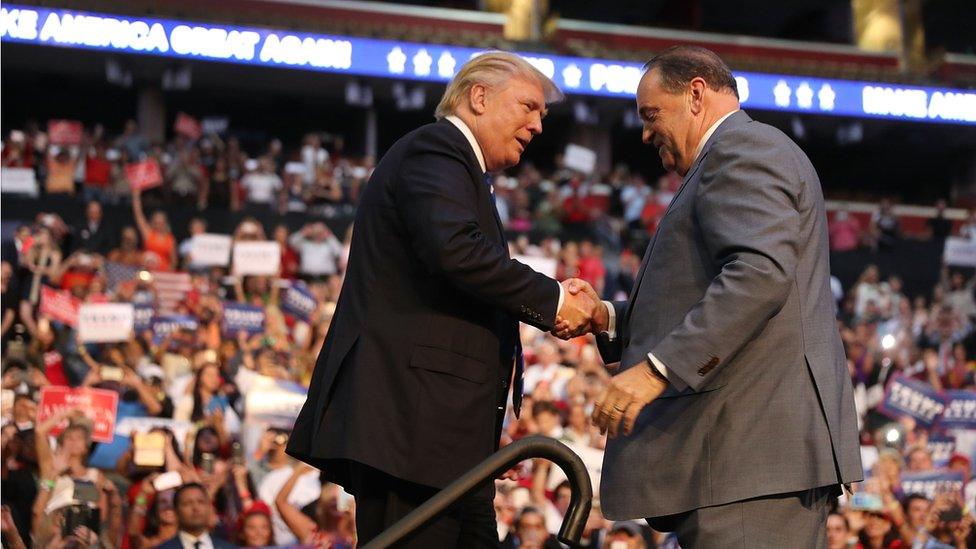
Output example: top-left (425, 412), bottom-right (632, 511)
top-left (178, 530), bottom-right (214, 549)
top-left (602, 109), bottom-right (739, 383)
top-left (445, 115), bottom-right (564, 311)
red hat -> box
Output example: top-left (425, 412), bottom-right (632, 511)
top-left (949, 453), bottom-right (972, 468)
top-left (242, 499), bottom-right (273, 518)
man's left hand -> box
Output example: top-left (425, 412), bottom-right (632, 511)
top-left (592, 361), bottom-right (667, 438)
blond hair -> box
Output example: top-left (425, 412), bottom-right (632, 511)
top-left (434, 51), bottom-right (563, 120)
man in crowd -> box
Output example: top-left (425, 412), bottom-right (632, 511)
top-left (288, 51), bottom-right (600, 546)
top-left (156, 483), bottom-right (236, 549)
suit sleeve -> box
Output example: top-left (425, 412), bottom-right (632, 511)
top-left (650, 130), bottom-right (801, 391)
top-left (595, 300), bottom-right (627, 364)
top-left (395, 147), bottom-right (559, 330)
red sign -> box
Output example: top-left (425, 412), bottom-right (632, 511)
top-left (39, 286), bottom-right (80, 327)
top-left (47, 120), bottom-right (83, 146)
top-left (174, 112), bottom-right (202, 140)
top-left (38, 387), bottom-right (119, 443)
top-left (125, 159), bottom-right (164, 191)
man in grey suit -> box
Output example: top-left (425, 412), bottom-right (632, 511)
top-left (556, 46), bottom-right (863, 546)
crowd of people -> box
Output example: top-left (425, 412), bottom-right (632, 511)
top-left (1, 118), bottom-right (975, 548)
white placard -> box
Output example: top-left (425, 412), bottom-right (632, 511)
top-left (1, 167), bottom-right (39, 196)
top-left (563, 143), bottom-right (597, 175)
top-left (78, 303), bottom-right (134, 343)
top-left (944, 237), bottom-right (976, 267)
top-left (190, 233), bottom-right (233, 267)
top-left (515, 255), bottom-right (558, 278)
top-left (233, 241), bottom-right (281, 276)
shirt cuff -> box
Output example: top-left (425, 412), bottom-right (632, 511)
top-left (602, 301), bottom-right (616, 339)
top-left (647, 352), bottom-right (669, 379)
top-left (556, 281), bottom-right (565, 313)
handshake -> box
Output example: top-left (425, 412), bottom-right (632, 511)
top-left (551, 278), bottom-right (609, 340)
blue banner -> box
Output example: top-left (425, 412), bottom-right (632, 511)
top-left (151, 315), bottom-right (198, 344)
top-left (281, 281), bottom-right (317, 322)
top-left (880, 375), bottom-right (948, 428)
top-left (900, 471), bottom-right (965, 500)
top-left (2, 4), bottom-right (974, 125)
top-left (927, 434), bottom-right (957, 468)
top-left (940, 390), bottom-right (976, 430)
top-left (221, 301), bottom-right (265, 336)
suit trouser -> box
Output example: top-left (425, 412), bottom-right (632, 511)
top-left (647, 486), bottom-right (835, 549)
top-left (345, 460), bottom-right (498, 548)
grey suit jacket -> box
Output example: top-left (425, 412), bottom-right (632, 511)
top-left (596, 110), bottom-right (863, 520)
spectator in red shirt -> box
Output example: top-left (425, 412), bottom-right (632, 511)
top-left (83, 142), bottom-right (112, 202)
top-left (274, 224), bottom-right (300, 280)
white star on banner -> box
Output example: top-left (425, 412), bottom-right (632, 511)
top-left (818, 84), bottom-right (836, 111)
top-left (413, 49), bottom-right (433, 77)
top-left (387, 47), bottom-right (406, 74)
top-left (773, 80), bottom-right (792, 107)
top-left (562, 64), bottom-right (582, 88)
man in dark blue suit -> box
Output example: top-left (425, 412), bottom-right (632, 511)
top-left (288, 52), bottom-right (599, 547)
top-left (153, 483), bottom-right (236, 549)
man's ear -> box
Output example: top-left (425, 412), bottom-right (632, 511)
top-left (469, 83), bottom-right (489, 115)
top-left (688, 77), bottom-right (706, 115)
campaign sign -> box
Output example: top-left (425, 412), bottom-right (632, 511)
top-left (281, 281), bottom-right (317, 321)
top-left (78, 303), bottom-right (134, 343)
top-left (115, 416), bottom-right (194, 448)
top-left (189, 233), bottom-right (232, 267)
top-left (125, 159), bottom-right (164, 191)
top-left (38, 387), bottom-right (119, 443)
top-left (133, 305), bottom-right (154, 333)
top-left (564, 143), bottom-right (597, 175)
top-left (245, 376), bottom-right (308, 429)
top-left (39, 286), bottom-right (81, 327)
top-left (944, 237), bottom-right (976, 268)
top-left (174, 112), bottom-right (202, 140)
top-left (151, 315), bottom-right (198, 344)
top-left (900, 471), bottom-right (965, 500)
top-left (47, 119), bottom-right (83, 145)
top-left (232, 241), bottom-right (280, 276)
top-left (0, 167), bottom-right (38, 196)
top-left (879, 374), bottom-right (947, 428)
top-left (939, 390), bottom-right (976, 430)
top-left (222, 301), bottom-right (265, 336)
top-left (928, 434), bottom-right (957, 468)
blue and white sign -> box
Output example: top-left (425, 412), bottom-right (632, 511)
top-left (150, 314), bottom-right (198, 343)
top-left (2, 4), bottom-right (974, 125)
top-left (928, 434), bottom-right (957, 467)
top-left (133, 305), bottom-right (154, 333)
top-left (880, 374), bottom-right (948, 428)
top-left (940, 390), bottom-right (976, 430)
top-left (222, 301), bottom-right (265, 336)
top-left (900, 470), bottom-right (965, 500)
top-left (281, 281), bottom-right (318, 322)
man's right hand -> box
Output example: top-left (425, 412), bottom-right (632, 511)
top-left (552, 278), bottom-right (606, 339)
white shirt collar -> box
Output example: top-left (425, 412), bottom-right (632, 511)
top-left (445, 115), bottom-right (487, 174)
top-left (692, 109), bottom-right (739, 165)
top-left (178, 530), bottom-right (213, 549)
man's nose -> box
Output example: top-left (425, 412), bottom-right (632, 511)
top-left (528, 113), bottom-right (543, 135)
top-left (642, 128), bottom-right (653, 144)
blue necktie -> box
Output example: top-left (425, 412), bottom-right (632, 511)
top-left (484, 173), bottom-right (496, 204)
top-left (485, 172), bottom-right (524, 417)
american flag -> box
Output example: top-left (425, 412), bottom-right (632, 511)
top-left (151, 271), bottom-right (192, 314)
top-left (105, 262), bottom-right (140, 290)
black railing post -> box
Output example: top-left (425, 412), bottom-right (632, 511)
top-left (362, 436), bottom-right (593, 548)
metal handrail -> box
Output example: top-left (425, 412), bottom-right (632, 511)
top-left (362, 436), bottom-right (593, 548)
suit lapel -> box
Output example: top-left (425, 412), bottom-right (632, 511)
top-left (439, 120), bottom-right (505, 245)
top-left (624, 111), bottom-right (752, 324)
